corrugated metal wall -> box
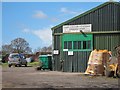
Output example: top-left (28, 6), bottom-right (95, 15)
top-left (53, 34), bottom-right (92, 72)
top-left (53, 3), bottom-right (120, 33)
top-left (52, 2), bottom-right (120, 72)
top-left (53, 27), bottom-right (62, 33)
top-left (53, 35), bottom-right (61, 71)
top-left (63, 51), bottom-right (91, 72)
top-left (93, 33), bottom-right (120, 51)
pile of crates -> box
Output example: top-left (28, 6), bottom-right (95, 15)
top-left (85, 49), bottom-right (120, 78)
top-left (85, 49), bottom-right (109, 76)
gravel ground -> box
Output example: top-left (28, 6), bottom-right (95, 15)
top-left (2, 66), bottom-right (120, 89)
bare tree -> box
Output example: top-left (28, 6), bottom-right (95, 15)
top-left (47, 45), bottom-right (52, 52)
top-left (24, 47), bottom-right (32, 54)
top-left (34, 47), bottom-right (41, 53)
top-left (2, 44), bottom-right (13, 54)
top-left (34, 45), bottom-right (52, 53)
top-left (7, 38), bottom-right (32, 54)
top-left (11, 38), bottom-right (28, 52)
top-left (41, 47), bottom-right (48, 52)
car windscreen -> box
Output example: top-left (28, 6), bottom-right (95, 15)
top-left (11, 55), bottom-right (19, 58)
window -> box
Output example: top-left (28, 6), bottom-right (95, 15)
top-left (78, 41), bottom-right (81, 49)
top-left (64, 40), bottom-right (91, 50)
top-left (73, 41), bottom-right (81, 49)
top-left (83, 41), bottom-right (86, 49)
top-left (68, 41), bottom-right (72, 49)
top-left (12, 55), bottom-right (19, 58)
top-left (73, 41), bottom-right (78, 49)
top-left (64, 41), bottom-right (72, 49)
top-left (86, 41), bottom-right (91, 49)
top-left (64, 41), bottom-right (67, 49)
top-left (83, 41), bottom-right (91, 49)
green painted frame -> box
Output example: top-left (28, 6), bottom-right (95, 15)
top-left (62, 33), bottom-right (93, 51)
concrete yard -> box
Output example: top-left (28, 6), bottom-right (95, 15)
top-left (2, 66), bottom-right (120, 89)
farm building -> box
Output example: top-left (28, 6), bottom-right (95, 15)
top-left (51, 1), bottom-right (120, 72)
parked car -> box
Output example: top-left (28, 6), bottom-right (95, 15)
top-left (2, 54), bottom-right (9, 63)
top-left (8, 53), bottom-right (27, 67)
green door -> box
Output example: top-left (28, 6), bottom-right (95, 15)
top-left (62, 33), bottom-right (93, 72)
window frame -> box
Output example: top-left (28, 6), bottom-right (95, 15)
top-left (63, 40), bottom-right (92, 51)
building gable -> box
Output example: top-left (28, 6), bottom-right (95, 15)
top-left (52, 2), bottom-right (120, 32)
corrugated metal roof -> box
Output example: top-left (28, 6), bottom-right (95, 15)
top-left (51, 2), bottom-right (120, 30)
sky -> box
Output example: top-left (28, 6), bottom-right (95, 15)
top-left (1, 0), bottom-right (119, 52)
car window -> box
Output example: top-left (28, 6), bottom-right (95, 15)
top-left (12, 55), bottom-right (19, 58)
top-left (19, 54), bottom-right (25, 59)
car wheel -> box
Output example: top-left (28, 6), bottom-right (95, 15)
top-left (19, 64), bottom-right (21, 67)
top-left (15, 65), bottom-right (17, 67)
top-left (25, 64), bottom-right (27, 67)
top-left (8, 64), bottom-right (11, 67)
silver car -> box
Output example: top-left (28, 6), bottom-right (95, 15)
top-left (8, 53), bottom-right (27, 67)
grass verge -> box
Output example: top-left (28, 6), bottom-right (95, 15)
top-left (1, 62), bottom-right (41, 67)
top-left (28, 62), bottom-right (41, 67)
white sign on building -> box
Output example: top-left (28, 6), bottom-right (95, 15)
top-left (53, 50), bottom-right (59, 54)
top-left (63, 24), bottom-right (92, 33)
top-left (63, 49), bottom-right (68, 51)
top-left (68, 51), bottom-right (73, 56)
